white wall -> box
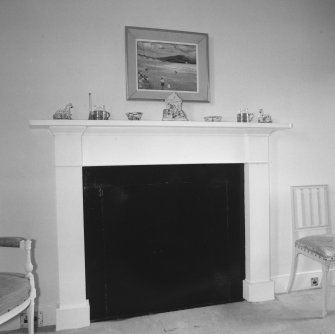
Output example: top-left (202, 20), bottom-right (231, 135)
top-left (1, 0), bottom-right (335, 328)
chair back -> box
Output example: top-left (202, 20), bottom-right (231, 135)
top-left (291, 185), bottom-right (331, 240)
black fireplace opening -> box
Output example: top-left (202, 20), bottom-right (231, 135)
top-left (83, 164), bottom-right (245, 322)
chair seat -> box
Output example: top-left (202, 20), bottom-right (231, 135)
top-left (295, 234), bottom-right (335, 261)
top-left (0, 273), bottom-right (30, 316)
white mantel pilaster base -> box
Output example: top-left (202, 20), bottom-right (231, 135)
top-left (30, 120), bottom-right (291, 330)
top-left (56, 301), bottom-right (90, 331)
top-left (243, 280), bottom-right (275, 302)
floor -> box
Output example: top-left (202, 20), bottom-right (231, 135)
top-left (3, 288), bottom-right (335, 334)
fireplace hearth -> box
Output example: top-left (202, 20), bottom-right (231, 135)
top-left (83, 164), bottom-right (245, 321)
top-left (30, 119), bottom-right (291, 330)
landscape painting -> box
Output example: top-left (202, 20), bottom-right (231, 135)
top-left (126, 27), bottom-right (209, 102)
top-left (136, 40), bottom-right (198, 93)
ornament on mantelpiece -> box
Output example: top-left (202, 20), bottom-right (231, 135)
top-left (237, 108), bottom-right (254, 123)
top-left (162, 92), bottom-right (188, 121)
top-left (258, 109), bottom-right (272, 123)
top-left (91, 105), bottom-right (110, 120)
top-left (126, 112), bottom-right (143, 120)
top-left (53, 103), bottom-right (73, 120)
top-left (88, 92), bottom-right (93, 120)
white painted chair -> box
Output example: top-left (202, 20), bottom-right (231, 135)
top-left (0, 237), bottom-right (36, 333)
top-left (287, 185), bottom-right (335, 317)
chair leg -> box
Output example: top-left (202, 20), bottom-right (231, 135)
top-left (27, 298), bottom-right (35, 334)
top-left (287, 250), bottom-right (299, 293)
top-left (322, 264), bottom-right (330, 318)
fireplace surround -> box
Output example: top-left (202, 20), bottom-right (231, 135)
top-left (30, 120), bottom-right (292, 331)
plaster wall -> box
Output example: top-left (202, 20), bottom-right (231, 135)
top-left (1, 0), bottom-right (335, 328)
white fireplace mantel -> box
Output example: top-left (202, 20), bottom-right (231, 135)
top-left (30, 119), bottom-right (291, 133)
top-left (30, 119), bottom-right (292, 331)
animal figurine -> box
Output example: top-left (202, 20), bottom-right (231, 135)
top-left (53, 103), bottom-right (73, 120)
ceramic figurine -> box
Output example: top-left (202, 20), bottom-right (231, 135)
top-left (258, 109), bottom-right (272, 123)
top-left (53, 103), bottom-right (73, 120)
top-left (162, 92), bottom-right (188, 121)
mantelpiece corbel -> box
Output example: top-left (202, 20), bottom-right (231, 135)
top-left (30, 119), bottom-right (292, 331)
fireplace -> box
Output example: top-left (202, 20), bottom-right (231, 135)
top-left (30, 119), bottom-right (292, 330)
top-left (83, 163), bottom-right (245, 321)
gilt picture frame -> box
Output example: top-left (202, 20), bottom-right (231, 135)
top-left (125, 26), bottom-right (210, 102)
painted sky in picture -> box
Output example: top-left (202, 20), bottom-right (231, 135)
top-left (137, 40), bottom-right (198, 92)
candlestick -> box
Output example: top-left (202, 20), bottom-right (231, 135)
top-left (88, 92), bottom-right (93, 120)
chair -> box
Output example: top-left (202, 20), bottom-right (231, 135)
top-left (287, 185), bottom-right (335, 317)
top-left (0, 237), bottom-right (36, 333)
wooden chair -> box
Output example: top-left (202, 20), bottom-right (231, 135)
top-left (287, 185), bottom-right (335, 317)
top-left (0, 237), bottom-right (36, 333)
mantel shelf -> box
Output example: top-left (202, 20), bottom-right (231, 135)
top-left (29, 120), bottom-right (292, 135)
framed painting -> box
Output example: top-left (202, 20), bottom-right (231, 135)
top-left (125, 26), bottom-right (210, 102)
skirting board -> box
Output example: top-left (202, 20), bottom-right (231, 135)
top-left (7, 271), bottom-right (333, 332)
top-left (56, 300), bottom-right (90, 331)
top-left (272, 269), bottom-right (335, 294)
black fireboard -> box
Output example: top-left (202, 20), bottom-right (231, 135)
top-left (83, 164), bottom-right (245, 321)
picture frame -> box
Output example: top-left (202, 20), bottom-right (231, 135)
top-left (125, 26), bottom-right (210, 102)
